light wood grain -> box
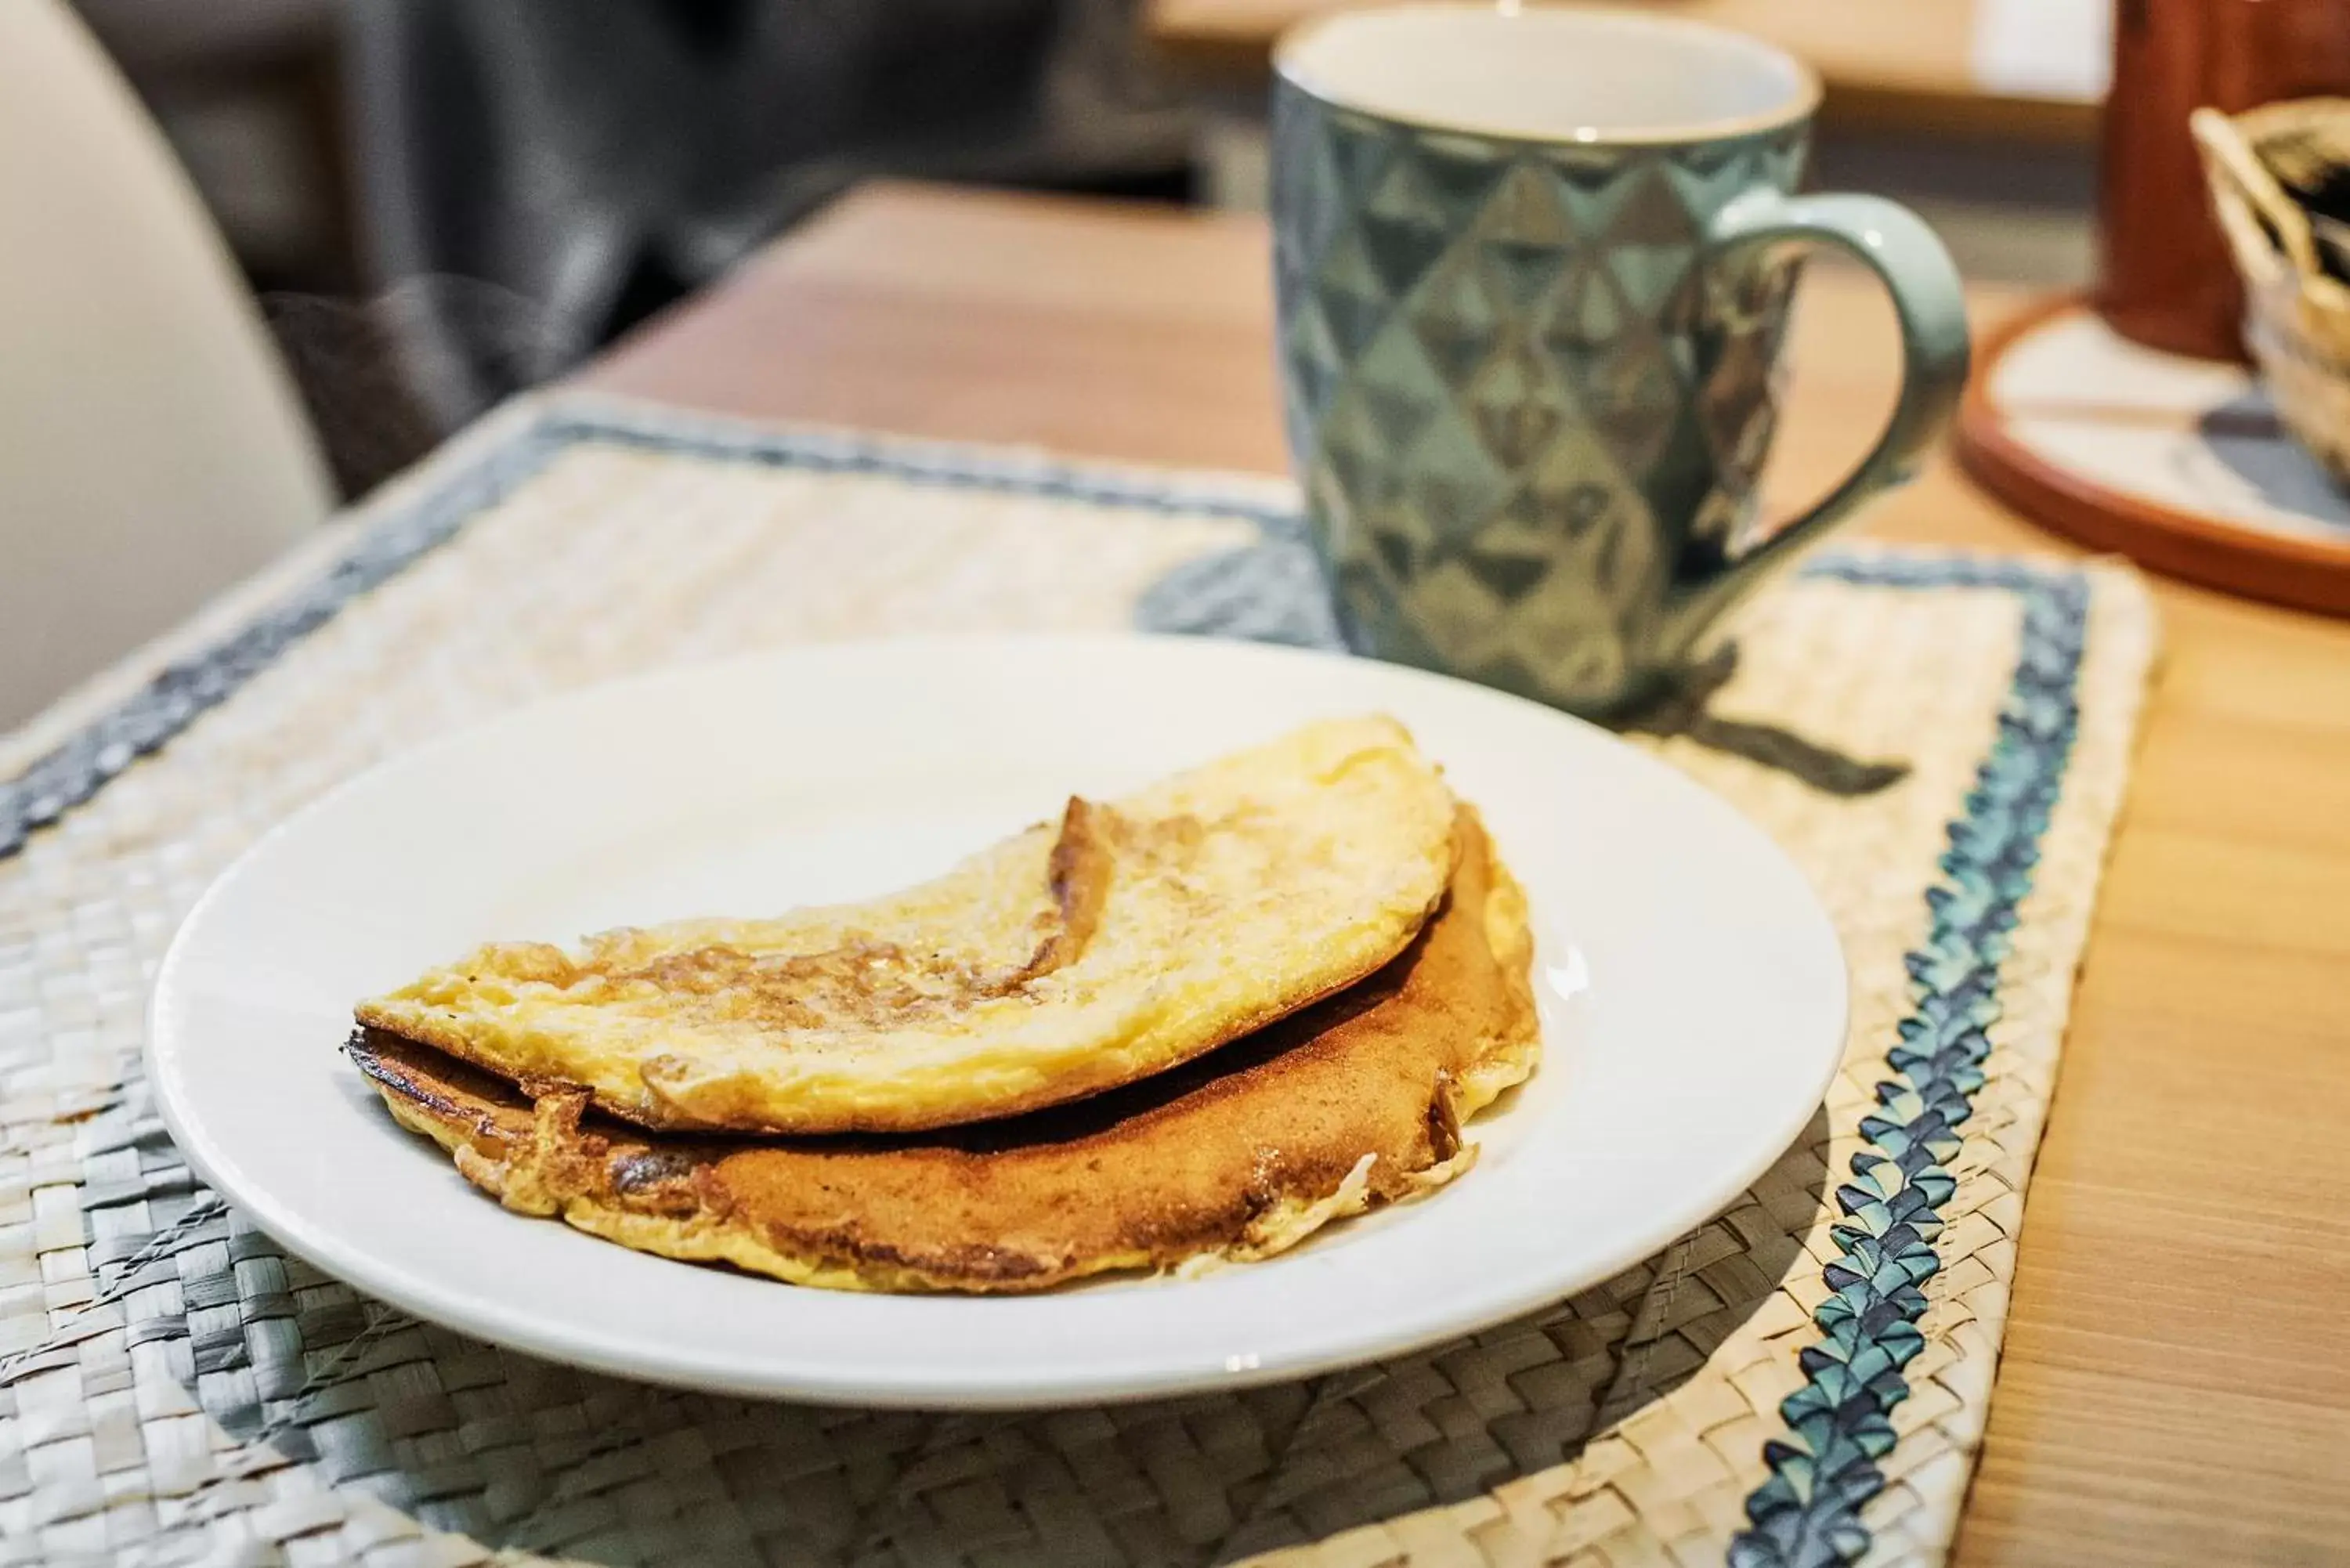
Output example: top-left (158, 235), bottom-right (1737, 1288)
top-left (1146, 0), bottom-right (2102, 144)
top-left (588, 184), bottom-right (2350, 1568)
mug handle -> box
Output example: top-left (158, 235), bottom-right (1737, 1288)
top-left (1674, 190), bottom-right (1970, 628)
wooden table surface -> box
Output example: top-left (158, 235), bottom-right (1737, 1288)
top-left (1146, 0), bottom-right (2104, 144)
top-left (590, 183), bottom-right (2350, 1567)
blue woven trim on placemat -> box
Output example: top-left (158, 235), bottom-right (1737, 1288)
top-left (1727, 557), bottom-right (2088, 1568)
top-left (2, 402), bottom-right (2095, 1568)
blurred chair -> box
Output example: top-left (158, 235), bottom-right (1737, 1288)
top-left (347, 0), bottom-right (1198, 425)
top-left (0, 0), bottom-right (334, 732)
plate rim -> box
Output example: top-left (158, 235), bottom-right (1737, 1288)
top-left (147, 632), bottom-right (1848, 1409)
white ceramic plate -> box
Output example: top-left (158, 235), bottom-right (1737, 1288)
top-left (150, 635), bottom-right (1845, 1409)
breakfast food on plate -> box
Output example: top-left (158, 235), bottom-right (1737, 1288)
top-left (356, 716), bottom-right (1455, 1135)
top-left (349, 714), bottom-right (1546, 1293)
top-left (350, 808), bottom-right (1537, 1292)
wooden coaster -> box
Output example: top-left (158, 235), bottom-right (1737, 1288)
top-left (1957, 294), bottom-right (2350, 615)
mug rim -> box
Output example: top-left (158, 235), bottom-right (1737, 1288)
top-left (1273, 2), bottom-right (1824, 148)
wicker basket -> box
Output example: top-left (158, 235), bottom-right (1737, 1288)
top-left (2193, 100), bottom-right (2350, 486)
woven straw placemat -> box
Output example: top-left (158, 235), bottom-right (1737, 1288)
top-left (0, 396), bottom-right (2156, 1568)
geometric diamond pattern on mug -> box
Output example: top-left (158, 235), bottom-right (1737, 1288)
top-left (1276, 88), bottom-right (1810, 711)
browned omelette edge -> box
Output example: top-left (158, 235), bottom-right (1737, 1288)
top-left (349, 812), bottom-right (1539, 1293)
top-left (353, 731), bottom-right (1461, 1137)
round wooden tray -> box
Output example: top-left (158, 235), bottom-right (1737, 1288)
top-left (1955, 294), bottom-right (2350, 615)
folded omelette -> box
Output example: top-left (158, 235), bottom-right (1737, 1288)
top-left (350, 808), bottom-right (1537, 1292)
top-left (356, 716), bottom-right (1456, 1134)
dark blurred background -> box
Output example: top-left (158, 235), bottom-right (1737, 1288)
top-left (69, 0), bottom-right (2099, 505)
top-left (72, 0), bottom-right (1202, 497)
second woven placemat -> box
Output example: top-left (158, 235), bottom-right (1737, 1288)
top-left (0, 398), bottom-right (2155, 1568)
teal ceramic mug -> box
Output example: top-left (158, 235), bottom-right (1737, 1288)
top-left (1272, 4), bottom-right (1969, 718)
